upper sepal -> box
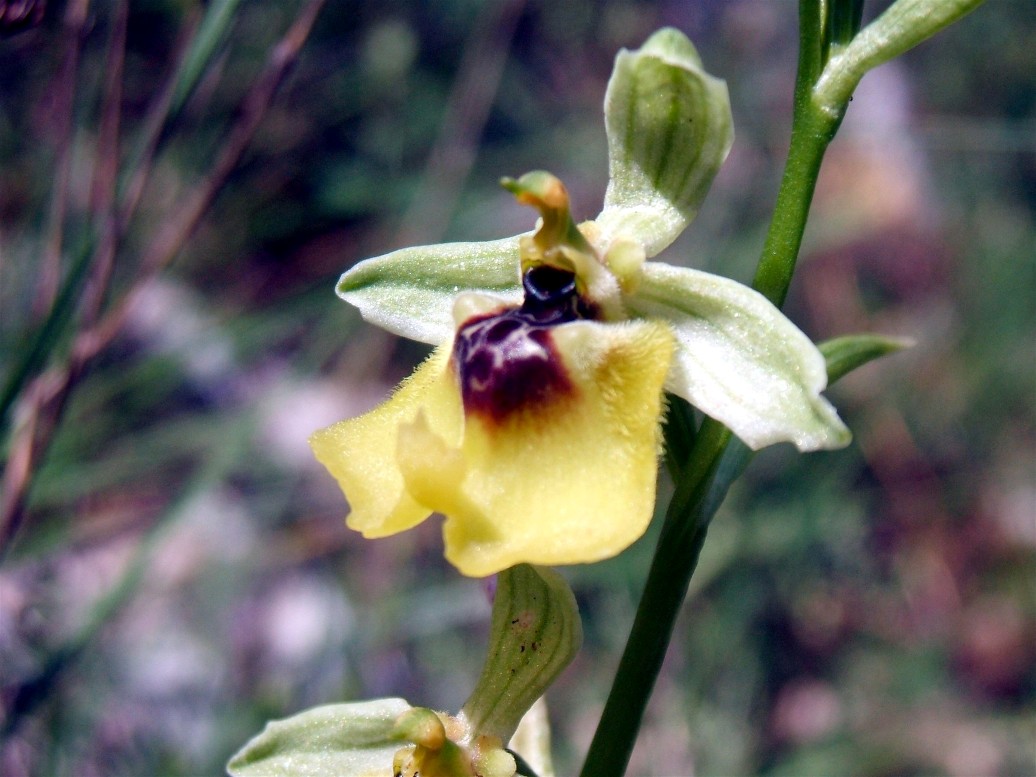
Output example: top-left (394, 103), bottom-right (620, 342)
top-left (597, 27), bottom-right (734, 258)
top-left (337, 236), bottom-right (524, 346)
top-left (627, 262), bottom-right (851, 451)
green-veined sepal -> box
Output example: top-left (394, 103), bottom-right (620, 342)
top-left (627, 261), bottom-right (851, 451)
top-left (597, 27), bottom-right (733, 258)
top-left (337, 236), bottom-right (523, 346)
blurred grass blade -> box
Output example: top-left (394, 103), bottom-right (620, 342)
top-left (3, 0), bottom-right (244, 437)
top-left (118, 0), bottom-right (241, 213)
top-left (0, 240), bottom-right (93, 437)
top-left (0, 410), bottom-right (253, 738)
top-left (35, 0), bottom-right (90, 317)
top-left (168, 0), bottom-right (244, 118)
top-left (820, 333), bottom-right (913, 385)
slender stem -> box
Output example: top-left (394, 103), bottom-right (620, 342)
top-left (750, 108), bottom-right (836, 307)
top-left (752, 0), bottom-right (842, 308)
top-left (35, 0), bottom-right (90, 319)
top-left (81, 0), bottom-right (128, 329)
top-left (579, 422), bottom-right (746, 777)
top-left (580, 4), bottom-right (854, 774)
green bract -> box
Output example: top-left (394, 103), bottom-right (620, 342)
top-left (462, 564), bottom-right (582, 745)
top-left (337, 27), bottom-right (849, 452)
top-left (819, 333), bottom-right (913, 385)
top-left (813, 0), bottom-right (987, 116)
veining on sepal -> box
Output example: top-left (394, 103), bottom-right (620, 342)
top-left (597, 26), bottom-right (734, 258)
top-left (628, 262), bottom-right (851, 451)
top-left (337, 236), bottom-right (523, 346)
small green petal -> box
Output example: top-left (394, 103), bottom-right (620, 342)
top-left (227, 698), bottom-right (412, 777)
top-left (628, 262), bottom-right (851, 451)
top-left (337, 236), bottom-right (523, 345)
top-left (597, 27), bottom-right (733, 258)
top-left (462, 565), bottom-right (582, 744)
top-left (820, 333), bottom-right (913, 385)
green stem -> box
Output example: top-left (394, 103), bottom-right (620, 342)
top-left (751, 107), bottom-right (837, 307)
top-left (579, 421), bottom-right (750, 776)
top-left (580, 4), bottom-right (852, 774)
top-left (580, 0), bottom-right (985, 771)
top-left (752, 1), bottom-right (844, 306)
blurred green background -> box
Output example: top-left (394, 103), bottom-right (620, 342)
top-left (1, 1), bottom-right (1033, 775)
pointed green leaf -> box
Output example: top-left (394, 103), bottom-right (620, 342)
top-left (462, 565), bottom-right (582, 745)
top-left (596, 27), bottom-right (733, 258)
top-left (814, 0), bottom-right (986, 116)
top-left (227, 698), bottom-right (412, 777)
top-left (820, 333), bottom-right (912, 384)
top-left (628, 262), bottom-right (851, 451)
top-left (337, 236), bottom-right (523, 345)
top-left (170, 0), bottom-right (245, 117)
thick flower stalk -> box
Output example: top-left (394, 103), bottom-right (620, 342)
top-left (310, 28), bottom-right (850, 578)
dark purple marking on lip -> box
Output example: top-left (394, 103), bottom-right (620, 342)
top-left (452, 266), bottom-right (595, 423)
top-left (454, 310), bottom-right (574, 422)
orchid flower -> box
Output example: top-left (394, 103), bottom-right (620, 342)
top-left (310, 28), bottom-right (849, 578)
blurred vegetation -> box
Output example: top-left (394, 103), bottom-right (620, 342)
top-left (1, 1), bottom-right (1033, 775)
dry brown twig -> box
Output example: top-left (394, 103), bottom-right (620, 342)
top-left (34, 0), bottom-right (91, 318)
top-left (397, 0), bottom-right (526, 246)
top-left (0, 0), bottom-right (327, 554)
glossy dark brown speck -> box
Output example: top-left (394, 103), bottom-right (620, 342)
top-left (452, 267), bottom-right (593, 423)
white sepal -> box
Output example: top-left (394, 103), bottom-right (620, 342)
top-left (337, 236), bottom-right (524, 345)
top-left (597, 28), bottom-right (734, 258)
top-left (628, 261), bottom-right (851, 451)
